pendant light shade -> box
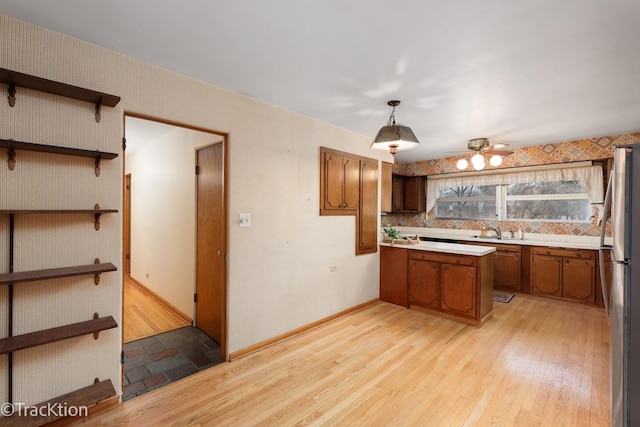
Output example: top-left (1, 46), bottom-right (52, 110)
top-left (371, 100), bottom-right (419, 155)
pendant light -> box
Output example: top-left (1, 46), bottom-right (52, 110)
top-left (371, 100), bottom-right (420, 155)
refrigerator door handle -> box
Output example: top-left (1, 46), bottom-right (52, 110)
top-left (599, 169), bottom-right (613, 317)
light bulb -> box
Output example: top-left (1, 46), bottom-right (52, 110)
top-left (456, 158), bottom-right (469, 170)
top-left (489, 155), bottom-right (503, 167)
top-left (471, 153), bottom-right (485, 170)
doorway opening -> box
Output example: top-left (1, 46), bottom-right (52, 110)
top-left (122, 113), bottom-right (227, 400)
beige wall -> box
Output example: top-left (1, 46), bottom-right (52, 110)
top-left (125, 125), bottom-right (223, 319)
top-left (0, 14), bottom-right (390, 403)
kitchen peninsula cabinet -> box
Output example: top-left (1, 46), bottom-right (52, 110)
top-left (380, 241), bottom-right (494, 325)
top-left (319, 147), bottom-right (378, 255)
top-left (380, 246), bottom-right (408, 307)
top-left (531, 247), bottom-right (596, 303)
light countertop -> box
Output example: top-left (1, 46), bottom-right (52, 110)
top-left (391, 227), bottom-right (611, 250)
top-left (380, 241), bottom-right (495, 256)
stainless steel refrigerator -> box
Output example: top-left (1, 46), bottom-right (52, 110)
top-left (600, 143), bottom-right (640, 426)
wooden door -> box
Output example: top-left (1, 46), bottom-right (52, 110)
top-left (124, 174), bottom-right (131, 274)
top-left (196, 143), bottom-right (225, 344)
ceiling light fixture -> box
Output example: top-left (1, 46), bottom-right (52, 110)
top-left (371, 100), bottom-right (419, 155)
top-left (456, 138), bottom-right (510, 171)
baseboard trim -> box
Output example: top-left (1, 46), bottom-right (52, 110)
top-left (128, 276), bottom-right (192, 324)
top-left (229, 298), bottom-right (379, 361)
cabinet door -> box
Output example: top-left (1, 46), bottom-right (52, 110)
top-left (381, 162), bottom-right (393, 213)
top-left (562, 258), bottom-right (596, 302)
top-left (494, 252), bottom-right (521, 291)
top-left (380, 246), bottom-right (408, 307)
top-left (323, 151), bottom-right (345, 210)
top-left (441, 264), bottom-right (477, 317)
top-left (391, 174), bottom-right (404, 212)
top-left (403, 176), bottom-right (426, 212)
top-left (357, 158), bottom-right (378, 255)
top-left (321, 150), bottom-right (359, 212)
top-left (408, 259), bottom-right (439, 309)
top-left (531, 255), bottom-right (562, 297)
top-left (343, 156), bottom-right (360, 210)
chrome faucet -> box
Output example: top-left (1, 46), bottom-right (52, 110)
top-left (487, 226), bottom-right (502, 238)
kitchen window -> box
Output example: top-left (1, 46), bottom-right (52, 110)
top-left (428, 164), bottom-right (604, 223)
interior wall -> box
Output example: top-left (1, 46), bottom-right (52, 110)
top-left (0, 13), bottom-right (391, 402)
top-left (125, 125), bottom-right (222, 319)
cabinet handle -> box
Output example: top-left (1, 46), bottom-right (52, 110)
top-left (556, 258), bottom-right (561, 263)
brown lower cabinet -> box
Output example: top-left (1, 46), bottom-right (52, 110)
top-left (531, 246), bottom-right (596, 303)
top-left (380, 246), bottom-right (493, 324)
top-left (465, 242), bottom-right (522, 292)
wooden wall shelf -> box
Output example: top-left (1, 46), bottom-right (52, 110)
top-left (3, 379), bottom-right (116, 426)
top-left (0, 67), bottom-right (120, 123)
top-left (0, 139), bottom-right (118, 176)
top-left (0, 263), bottom-right (117, 285)
top-left (0, 209), bottom-right (118, 214)
top-left (0, 315), bottom-right (118, 355)
top-left (0, 207), bottom-right (118, 230)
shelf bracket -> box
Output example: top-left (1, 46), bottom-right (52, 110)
top-left (7, 145), bottom-right (16, 170)
top-left (7, 83), bottom-right (16, 107)
top-left (94, 258), bottom-right (101, 285)
top-left (95, 154), bottom-right (102, 177)
top-left (94, 203), bottom-right (102, 231)
top-left (93, 313), bottom-right (100, 339)
top-left (95, 98), bottom-right (102, 123)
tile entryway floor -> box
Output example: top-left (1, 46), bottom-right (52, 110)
top-left (123, 326), bottom-right (222, 401)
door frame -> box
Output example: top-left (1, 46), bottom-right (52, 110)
top-left (122, 112), bottom-right (229, 361)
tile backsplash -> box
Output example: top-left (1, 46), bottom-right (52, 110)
top-left (383, 132), bottom-right (640, 236)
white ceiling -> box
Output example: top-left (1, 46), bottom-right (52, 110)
top-left (2, 0), bottom-right (640, 162)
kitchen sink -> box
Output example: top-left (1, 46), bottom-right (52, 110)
top-left (468, 235), bottom-right (521, 241)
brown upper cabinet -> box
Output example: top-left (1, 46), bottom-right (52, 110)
top-left (320, 147), bottom-right (379, 255)
top-left (392, 174), bottom-right (426, 212)
top-left (320, 148), bottom-right (360, 214)
top-left (357, 158), bottom-right (379, 255)
top-left (381, 162), bottom-right (393, 213)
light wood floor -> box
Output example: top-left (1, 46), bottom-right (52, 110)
top-left (82, 294), bottom-right (610, 426)
top-left (123, 276), bottom-right (190, 343)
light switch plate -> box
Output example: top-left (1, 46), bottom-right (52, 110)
top-left (239, 213), bottom-right (251, 227)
